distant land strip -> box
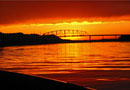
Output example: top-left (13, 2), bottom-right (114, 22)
top-left (0, 32), bottom-right (130, 47)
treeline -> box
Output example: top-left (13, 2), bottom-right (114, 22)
top-left (0, 32), bottom-right (129, 46)
top-left (0, 32), bottom-right (66, 46)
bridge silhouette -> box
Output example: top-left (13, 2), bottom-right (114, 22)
top-left (43, 30), bottom-right (129, 40)
top-left (0, 31), bottom-right (129, 47)
top-left (43, 30), bottom-right (88, 37)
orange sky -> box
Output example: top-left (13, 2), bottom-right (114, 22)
top-left (0, 1), bottom-right (130, 35)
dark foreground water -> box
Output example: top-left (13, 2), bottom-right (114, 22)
top-left (0, 42), bottom-right (130, 90)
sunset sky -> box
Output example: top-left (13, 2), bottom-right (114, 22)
top-left (0, 1), bottom-right (130, 35)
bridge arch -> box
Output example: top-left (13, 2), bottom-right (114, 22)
top-left (43, 30), bottom-right (89, 37)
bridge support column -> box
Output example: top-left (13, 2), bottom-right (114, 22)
top-left (64, 30), bottom-right (66, 37)
top-left (115, 35), bottom-right (117, 39)
top-left (102, 35), bottom-right (104, 40)
top-left (55, 31), bottom-right (58, 36)
top-left (89, 35), bottom-right (91, 41)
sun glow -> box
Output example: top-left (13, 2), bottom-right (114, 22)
top-left (20, 21), bottom-right (102, 26)
top-left (0, 20), bottom-right (130, 35)
top-left (55, 21), bottom-right (102, 25)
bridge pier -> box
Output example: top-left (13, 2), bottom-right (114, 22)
top-left (115, 35), bottom-right (118, 39)
top-left (89, 35), bottom-right (91, 41)
top-left (102, 35), bottom-right (104, 40)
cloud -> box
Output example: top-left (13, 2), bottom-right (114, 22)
top-left (20, 21), bottom-right (102, 26)
top-left (0, 1), bottom-right (130, 25)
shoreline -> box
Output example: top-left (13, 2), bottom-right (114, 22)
top-left (0, 70), bottom-right (92, 90)
top-left (0, 39), bottom-right (130, 47)
top-left (0, 40), bottom-right (130, 47)
top-left (0, 32), bottom-right (130, 47)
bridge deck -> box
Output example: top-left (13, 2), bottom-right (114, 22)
top-left (59, 34), bottom-right (130, 37)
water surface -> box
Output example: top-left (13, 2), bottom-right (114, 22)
top-left (0, 42), bottom-right (130, 90)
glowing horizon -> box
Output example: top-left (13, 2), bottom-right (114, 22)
top-left (0, 20), bottom-right (130, 35)
top-left (0, 1), bottom-right (130, 35)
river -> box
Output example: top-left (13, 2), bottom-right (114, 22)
top-left (0, 42), bottom-right (130, 90)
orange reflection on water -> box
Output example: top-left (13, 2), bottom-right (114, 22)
top-left (0, 42), bottom-right (130, 75)
top-left (62, 36), bottom-right (120, 40)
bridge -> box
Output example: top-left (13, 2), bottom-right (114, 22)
top-left (43, 30), bottom-right (130, 40)
top-left (43, 30), bottom-right (88, 37)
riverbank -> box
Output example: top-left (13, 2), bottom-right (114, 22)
top-left (0, 32), bottom-right (69, 47)
top-left (0, 70), bottom-right (91, 90)
top-left (0, 32), bottom-right (130, 47)
top-left (36, 70), bottom-right (130, 90)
